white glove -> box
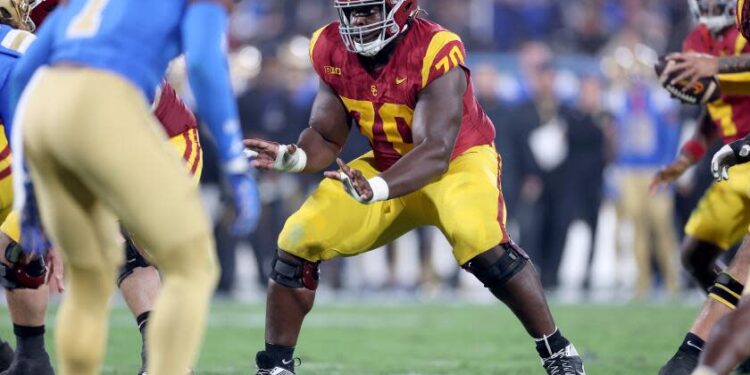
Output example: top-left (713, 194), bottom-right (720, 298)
top-left (711, 143), bottom-right (750, 181)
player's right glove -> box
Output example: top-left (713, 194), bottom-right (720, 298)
top-left (226, 171), bottom-right (261, 237)
top-left (711, 136), bottom-right (750, 181)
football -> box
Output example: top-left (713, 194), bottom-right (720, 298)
top-left (654, 56), bottom-right (721, 105)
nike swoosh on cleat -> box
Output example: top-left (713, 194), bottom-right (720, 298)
top-left (281, 359), bottom-right (294, 365)
top-left (686, 341), bottom-right (703, 351)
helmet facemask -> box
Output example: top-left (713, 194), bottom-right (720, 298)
top-left (335, 0), bottom-right (411, 57)
top-left (690, 0), bottom-right (737, 33)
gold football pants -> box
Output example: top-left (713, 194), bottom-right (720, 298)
top-left (17, 67), bottom-right (218, 375)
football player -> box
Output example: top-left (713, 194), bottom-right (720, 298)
top-left (8, 0), bottom-right (257, 374)
top-left (684, 137), bottom-right (750, 375)
top-left (0, 1), bottom-right (64, 374)
top-left (648, 1), bottom-right (750, 373)
top-left (245, 1), bottom-right (585, 374)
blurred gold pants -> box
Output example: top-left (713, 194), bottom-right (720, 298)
top-left (17, 67), bottom-right (218, 375)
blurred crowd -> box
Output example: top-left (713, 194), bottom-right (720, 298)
top-left (188, 0), bottom-right (716, 302)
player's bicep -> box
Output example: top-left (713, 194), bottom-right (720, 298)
top-left (308, 82), bottom-right (350, 148)
top-left (412, 67), bottom-right (466, 152)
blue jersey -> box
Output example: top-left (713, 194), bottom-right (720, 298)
top-left (0, 25), bottom-right (35, 137)
top-left (38, 0), bottom-right (185, 101)
top-left (12, 0), bottom-right (250, 170)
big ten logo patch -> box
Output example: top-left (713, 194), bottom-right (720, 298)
top-left (324, 66), bottom-right (342, 75)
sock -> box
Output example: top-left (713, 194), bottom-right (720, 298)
top-left (13, 324), bottom-right (46, 358)
top-left (265, 342), bottom-right (295, 369)
top-left (136, 311), bottom-right (150, 370)
top-left (534, 328), bottom-right (570, 359)
top-left (679, 332), bottom-right (704, 357)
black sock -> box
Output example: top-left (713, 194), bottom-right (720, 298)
top-left (534, 329), bottom-right (570, 359)
top-left (13, 324), bottom-right (46, 358)
top-left (136, 311), bottom-right (150, 369)
top-left (265, 342), bottom-right (295, 369)
top-left (679, 332), bottom-right (704, 357)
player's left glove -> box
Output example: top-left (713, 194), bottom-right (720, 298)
top-left (227, 171), bottom-right (261, 237)
top-left (711, 136), bottom-right (750, 181)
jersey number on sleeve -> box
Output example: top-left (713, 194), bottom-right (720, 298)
top-left (340, 98), bottom-right (414, 155)
top-left (67, 0), bottom-right (110, 38)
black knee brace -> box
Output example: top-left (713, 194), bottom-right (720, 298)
top-left (462, 242), bottom-right (529, 289)
top-left (708, 272), bottom-right (744, 309)
top-left (117, 237), bottom-right (152, 287)
top-left (0, 241), bottom-right (46, 290)
top-left (270, 252), bottom-right (320, 290)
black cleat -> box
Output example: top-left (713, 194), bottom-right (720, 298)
top-left (542, 345), bottom-right (586, 375)
top-left (0, 354), bottom-right (54, 375)
top-left (658, 348), bottom-right (699, 375)
top-left (0, 341), bottom-right (13, 372)
top-left (735, 358), bottom-right (750, 374)
top-left (255, 351), bottom-right (296, 375)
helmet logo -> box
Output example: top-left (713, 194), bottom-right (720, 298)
top-left (389, 24), bottom-right (399, 33)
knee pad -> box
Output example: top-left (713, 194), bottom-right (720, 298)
top-left (708, 272), bottom-right (744, 310)
top-left (0, 241), bottom-right (46, 290)
top-left (462, 242), bottom-right (529, 289)
top-left (270, 252), bottom-right (319, 290)
top-left (116, 237), bottom-right (152, 287)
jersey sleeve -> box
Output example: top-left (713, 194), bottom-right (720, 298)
top-left (420, 30), bottom-right (467, 89)
top-left (683, 26), bottom-right (710, 53)
top-left (309, 23), bottom-right (337, 84)
top-left (153, 81), bottom-right (197, 137)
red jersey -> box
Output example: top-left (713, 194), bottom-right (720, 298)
top-left (152, 81), bottom-right (197, 138)
top-left (684, 24), bottom-right (750, 143)
top-left (309, 18), bottom-right (495, 171)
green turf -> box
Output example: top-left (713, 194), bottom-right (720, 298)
top-left (0, 300), bottom-right (698, 374)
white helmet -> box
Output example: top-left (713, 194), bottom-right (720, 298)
top-left (689, 0), bottom-right (737, 33)
top-left (334, 0), bottom-right (419, 57)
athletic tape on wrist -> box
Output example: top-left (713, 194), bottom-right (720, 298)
top-left (275, 145), bottom-right (307, 173)
top-left (367, 176), bottom-right (389, 203)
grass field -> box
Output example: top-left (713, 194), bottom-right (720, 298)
top-left (0, 300), bottom-right (699, 374)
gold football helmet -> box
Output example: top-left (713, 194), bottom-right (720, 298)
top-left (0, 0), bottom-right (32, 31)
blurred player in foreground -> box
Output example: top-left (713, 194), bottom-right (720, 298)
top-left (8, 0), bottom-right (257, 374)
top-left (245, 1), bottom-right (585, 374)
top-left (686, 130), bottom-right (750, 375)
top-left (650, 1), bottom-right (750, 374)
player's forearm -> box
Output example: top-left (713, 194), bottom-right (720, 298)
top-left (379, 141), bottom-right (452, 198)
top-left (718, 54), bottom-right (750, 74)
top-left (182, 1), bottom-right (247, 173)
top-left (297, 127), bottom-right (342, 173)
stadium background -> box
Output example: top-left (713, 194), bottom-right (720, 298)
top-left (2, 0), bottom-right (723, 373)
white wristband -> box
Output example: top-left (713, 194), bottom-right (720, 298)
top-left (367, 176), bottom-right (389, 203)
top-left (274, 145), bottom-right (307, 173)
